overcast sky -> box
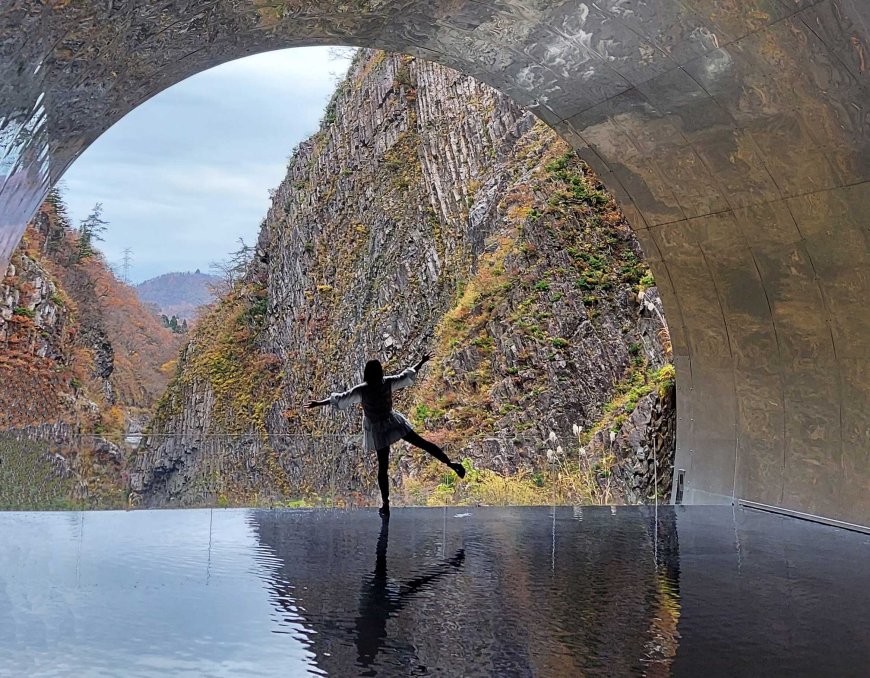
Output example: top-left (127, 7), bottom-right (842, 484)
top-left (60, 47), bottom-right (354, 283)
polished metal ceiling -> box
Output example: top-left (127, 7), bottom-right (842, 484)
top-left (0, 0), bottom-right (867, 525)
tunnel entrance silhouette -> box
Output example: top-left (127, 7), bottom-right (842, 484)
top-left (0, 0), bottom-right (867, 526)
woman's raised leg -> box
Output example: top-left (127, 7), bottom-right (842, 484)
top-left (402, 431), bottom-right (466, 478)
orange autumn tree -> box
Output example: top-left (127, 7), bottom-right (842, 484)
top-left (0, 191), bottom-right (187, 437)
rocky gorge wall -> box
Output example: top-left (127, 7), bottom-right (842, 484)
top-left (0, 195), bottom-right (183, 508)
top-left (133, 51), bottom-right (674, 507)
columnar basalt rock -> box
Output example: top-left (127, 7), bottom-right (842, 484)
top-left (134, 52), bottom-right (673, 506)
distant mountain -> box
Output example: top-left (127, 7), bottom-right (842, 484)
top-left (136, 271), bottom-right (220, 320)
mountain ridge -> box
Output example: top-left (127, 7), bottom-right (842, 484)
top-left (135, 270), bottom-right (220, 320)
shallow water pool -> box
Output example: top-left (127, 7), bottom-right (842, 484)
top-left (0, 506), bottom-right (867, 676)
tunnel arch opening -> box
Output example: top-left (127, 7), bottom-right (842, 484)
top-left (0, 0), bottom-right (868, 526)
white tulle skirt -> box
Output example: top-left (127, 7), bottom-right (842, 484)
top-left (363, 411), bottom-right (413, 450)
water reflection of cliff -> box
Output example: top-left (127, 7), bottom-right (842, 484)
top-left (248, 506), bottom-right (681, 676)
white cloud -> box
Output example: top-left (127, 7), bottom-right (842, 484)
top-left (61, 46), bottom-right (354, 282)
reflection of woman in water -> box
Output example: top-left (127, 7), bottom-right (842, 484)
top-left (306, 353), bottom-right (465, 517)
top-left (355, 519), bottom-right (465, 674)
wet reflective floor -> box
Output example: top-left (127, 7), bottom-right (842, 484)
top-left (0, 506), bottom-right (867, 677)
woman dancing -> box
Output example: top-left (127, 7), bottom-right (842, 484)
top-left (306, 353), bottom-right (465, 517)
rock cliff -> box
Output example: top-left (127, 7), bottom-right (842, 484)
top-left (133, 51), bottom-right (674, 507)
top-left (0, 194), bottom-right (183, 508)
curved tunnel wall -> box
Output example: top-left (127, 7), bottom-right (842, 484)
top-left (0, 0), bottom-right (867, 525)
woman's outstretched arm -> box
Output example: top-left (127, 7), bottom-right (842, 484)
top-left (304, 397), bottom-right (330, 409)
top-left (390, 353), bottom-right (432, 391)
top-left (306, 385), bottom-right (363, 410)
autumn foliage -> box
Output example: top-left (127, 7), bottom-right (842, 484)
top-left (0, 194), bottom-right (185, 436)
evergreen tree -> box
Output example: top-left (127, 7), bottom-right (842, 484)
top-left (44, 187), bottom-right (71, 252)
top-left (76, 203), bottom-right (108, 260)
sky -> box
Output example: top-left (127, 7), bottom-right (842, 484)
top-left (60, 47), bottom-right (355, 283)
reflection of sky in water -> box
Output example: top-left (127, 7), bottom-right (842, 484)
top-left (0, 510), bottom-right (319, 677)
top-left (0, 506), bottom-right (868, 677)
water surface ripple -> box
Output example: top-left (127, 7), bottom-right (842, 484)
top-left (0, 506), bottom-right (867, 676)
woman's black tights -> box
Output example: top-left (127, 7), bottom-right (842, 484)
top-left (376, 431), bottom-right (453, 506)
